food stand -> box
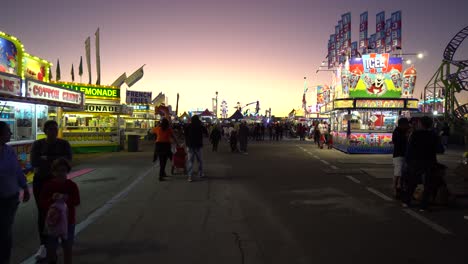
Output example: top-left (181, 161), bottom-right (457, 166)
top-left (320, 53), bottom-right (419, 154)
top-left (1, 31), bottom-right (84, 179)
top-left (54, 82), bottom-right (128, 153)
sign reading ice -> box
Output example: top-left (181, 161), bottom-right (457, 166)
top-left (362, 53), bottom-right (389, 73)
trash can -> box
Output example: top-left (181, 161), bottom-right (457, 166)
top-left (127, 135), bottom-right (139, 152)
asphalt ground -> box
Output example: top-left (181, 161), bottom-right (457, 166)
top-left (10, 139), bottom-right (468, 264)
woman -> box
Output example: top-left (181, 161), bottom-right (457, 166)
top-left (152, 118), bottom-right (178, 181)
top-left (209, 125), bottom-right (221, 152)
top-left (0, 121), bottom-right (30, 263)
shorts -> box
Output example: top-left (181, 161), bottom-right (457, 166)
top-left (392, 157), bottom-right (405, 177)
top-left (47, 224), bottom-right (76, 249)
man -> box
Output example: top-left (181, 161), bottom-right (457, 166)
top-left (238, 122), bottom-right (249, 154)
top-left (0, 121), bottom-right (30, 264)
top-left (403, 116), bottom-right (438, 211)
top-left (185, 115), bottom-right (205, 182)
top-left (441, 122), bottom-right (450, 150)
top-left (31, 120), bottom-right (72, 260)
top-left (392, 118), bottom-right (409, 199)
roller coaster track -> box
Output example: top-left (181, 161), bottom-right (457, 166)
top-left (448, 69), bottom-right (468, 92)
top-left (443, 25), bottom-right (468, 67)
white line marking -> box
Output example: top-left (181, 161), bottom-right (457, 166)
top-left (313, 155), bottom-right (320, 159)
top-left (320, 160), bottom-right (330, 165)
top-left (345, 175), bottom-right (361, 184)
top-left (20, 166), bottom-right (154, 264)
top-left (403, 209), bottom-right (452, 235)
top-left (366, 187), bottom-right (393, 201)
top-left (330, 165), bottom-right (339, 170)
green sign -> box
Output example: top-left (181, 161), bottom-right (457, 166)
top-left (57, 83), bottom-right (120, 99)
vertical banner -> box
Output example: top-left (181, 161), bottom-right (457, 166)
top-left (391, 11), bottom-right (402, 50)
top-left (85, 36), bottom-right (92, 84)
top-left (335, 25), bottom-right (340, 66)
top-left (385, 19), bottom-right (392, 53)
top-left (359, 12), bottom-right (368, 50)
top-left (341, 12), bottom-right (352, 57)
top-left (369, 34), bottom-right (377, 51)
top-left (351, 41), bottom-right (358, 58)
top-left (338, 20), bottom-right (344, 64)
top-left (329, 34), bottom-right (336, 68)
top-left (376, 11), bottom-right (385, 54)
top-left (95, 28), bottom-right (101, 85)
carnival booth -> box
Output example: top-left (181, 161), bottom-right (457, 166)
top-left (53, 82), bottom-right (129, 153)
top-left (320, 53), bottom-right (419, 154)
top-left (124, 90), bottom-right (156, 136)
top-left (1, 31), bottom-right (84, 178)
top-left (200, 109), bottom-right (216, 123)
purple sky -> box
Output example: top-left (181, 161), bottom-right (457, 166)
top-left (1, 0), bottom-right (467, 116)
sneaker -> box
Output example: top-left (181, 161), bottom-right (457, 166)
top-left (401, 203), bottom-right (409, 208)
top-left (187, 176), bottom-right (193, 182)
top-left (34, 245), bottom-right (47, 260)
top-left (199, 173), bottom-right (206, 178)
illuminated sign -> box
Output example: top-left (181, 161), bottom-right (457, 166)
top-left (355, 99), bottom-right (404, 108)
top-left (23, 54), bottom-right (50, 82)
top-left (406, 99), bottom-right (419, 109)
top-left (0, 36), bottom-right (19, 75)
top-left (57, 83), bottom-right (120, 100)
top-left (126, 90), bottom-right (152, 104)
top-left (0, 72), bottom-right (21, 97)
top-left (131, 105), bottom-right (150, 111)
top-left (85, 104), bottom-right (121, 113)
top-left (348, 54), bottom-right (403, 98)
top-left (26, 80), bottom-right (83, 106)
top-left (334, 100), bottom-right (354, 109)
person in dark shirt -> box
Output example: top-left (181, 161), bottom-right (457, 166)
top-left (185, 115), bottom-right (205, 182)
top-left (209, 125), bottom-right (221, 152)
top-left (30, 120), bottom-right (72, 260)
top-left (392, 118), bottom-right (409, 199)
top-left (402, 116), bottom-right (438, 211)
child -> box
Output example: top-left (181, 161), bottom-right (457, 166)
top-left (327, 133), bottom-right (334, 149)
top-left (40, 158), bottom-right (80, 264)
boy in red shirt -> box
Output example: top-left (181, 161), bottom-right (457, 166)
top-left (39, 158), bottom-right (80, 264)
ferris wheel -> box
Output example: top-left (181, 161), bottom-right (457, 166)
top-left (220, 100), bottom-right (228, 119)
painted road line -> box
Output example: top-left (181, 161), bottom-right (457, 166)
top-left (464, 216), bottom-right (468, 220)
top-left (20, 166), bottom-right (154, 264)
top-left (330, 165), bottom-right (339, 170)
top-left (320, 160), bottom-right (330, 165)
top-left (403, 209), bottom-right (452, 235)
top-left (366, 187), bottom-right (393, 202)
top-left (345, 175), bottom-right (361, 184)
top-left (313, 155), bottom-right (320, 159)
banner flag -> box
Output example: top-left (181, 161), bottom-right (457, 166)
top-left (95, 28), bottom-right (101, 85)
top-left (391, 11), bottom-right (402, 50)
top-left (351, 41), bottom-right (358, 58)
top-left (359, 12), bottom-right (368, 50)
top-left (56, 59), bottom-right (61, 81)
top-left (385, 19), bottom-right (393, 52)
top-left (369, 34), bottom-right (377, 51)
top-left (78, 56), bottom-right (83, 76)
top-left (341, 13), bottom-right (351, 56)
top-left (338, 20), bottom-right (343, 62)
top-left (335, 25), bottom-right (340, 65)
top-left (376, 11), bottom-right (386, 54)
top-left (329, 34), bottom-right (336, 68)
top-left (85, 36), bottom-right (92, 84)
top-left (125, 65), bottom-right (145, 87)
top-left (71, 64), bottom-right (75, 82)
top-left (111, 72), bottom-right (127, 87)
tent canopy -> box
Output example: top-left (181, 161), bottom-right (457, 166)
top-left (200, 108), bottom-right (214, 117)
top-left (228, 110), bottom-right (244, 120)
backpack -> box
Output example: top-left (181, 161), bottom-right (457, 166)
top-left (45, 198), bottom-right (68, 239)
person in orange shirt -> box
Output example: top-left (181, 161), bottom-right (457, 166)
top-left (152, 118), bottom-right (178, 181)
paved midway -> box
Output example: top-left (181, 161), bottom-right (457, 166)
top-left (11, 140), bottom-right (468, 263)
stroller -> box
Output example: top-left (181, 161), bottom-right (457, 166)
top-left (171, 145), bottom-right (187, 175)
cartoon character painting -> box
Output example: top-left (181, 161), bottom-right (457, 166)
top-left (366, 73), bottom-right (387, 96)
top-left (390, 68), bottom-right (402, 89)
top-left (402, 65), bottom-right (417, 96)
top-left (0, 37), bottom-right (18, 74)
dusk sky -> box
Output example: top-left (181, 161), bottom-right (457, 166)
top-left (2, 0), bottom-right (467, 116)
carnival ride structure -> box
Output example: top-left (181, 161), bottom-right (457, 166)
top-left (424, 25), bottom-right (468, 122)
top-left (235, 101), bottom-right (260, 116)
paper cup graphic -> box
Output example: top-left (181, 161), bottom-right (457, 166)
top-left (390, 68), bottom-right (402, 89)
top-left (403, 66), bottom-right (417, 96)
top-left (341, 70), bottom-right (350, 94)
top-left (349, 68), bottom-right (362, 90)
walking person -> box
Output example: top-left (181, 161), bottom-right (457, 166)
top-left (441, 122), bottom-right (450, 150)
top-left (152, 118), bottom-right (178, 181)
top-left (402, 116), bottom-right (439, 211)
top-left (39, 158), bottom-right (80, 264)
top-left (238, 122), bottom-right (249, 154)
top-left (31, 120), bottom-right (72, 261)
top-left (392, 118), bottom-right (410, 199)
top-left (0, 121), bottom-right (30, 264)
top-left (185, 115), bottom-right (205, 182)
top-left (209, 125), bottom-right (221, 152)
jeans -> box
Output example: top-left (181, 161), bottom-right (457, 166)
top-left (0, 194), bottom-right (19, 264)
top-left (402, 161), bottom-right (434, 209)
top-left (156, 142), bottom-right (171, 177)
top-left (33, 180), bottom-right (47, 245)
top-left (187, 147), bottom-right (203, 177)
top-left (212, 141), bottom-right (219, 152)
